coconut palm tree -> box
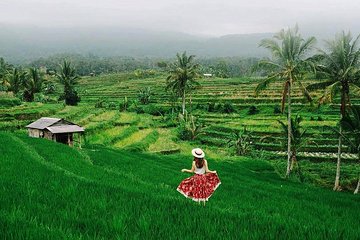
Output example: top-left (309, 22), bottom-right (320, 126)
top-left (277, 115), bottom-right (315, 181)
top-left (0, 58), bottom-right (12, 90)
top-left (307, 32), bottom-right (360, 191)
top-left (8, 68), bottom-right (27, 94)
top-left (339, 106), bottom-right (360, 194)
top-left (166, 52), bottom-right (200, 115)
top-left (23, 68), bottom-right (43, 102)
top-left (57, 60), bottom-right (80, 105)
top-left (255, 26), bottom-right (316, 177)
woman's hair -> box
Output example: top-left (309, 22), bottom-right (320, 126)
top-left (194, 157), bottom-right (204, 168)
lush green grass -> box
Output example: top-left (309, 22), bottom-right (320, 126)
top-left (1, 131), bottom-right (359, 239)
top-left (0, 74), bottom-right (358, 189)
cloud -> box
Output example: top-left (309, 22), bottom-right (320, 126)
top-left (1, 0), bottom-right (360, 36)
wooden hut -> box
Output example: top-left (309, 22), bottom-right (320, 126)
top-left (26, 117), bottom-right (84, 147)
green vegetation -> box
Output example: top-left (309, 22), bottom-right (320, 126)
top-left (255, 25), bottom-right (316, 177)
top-left (1, 132), bottom-right (359, 239)
top-left (308, 32), bottom-right (360, 191)
top-left (1, 27), bottom-right (360, 239)
top-left (57, 60), bottom-right (81, 106)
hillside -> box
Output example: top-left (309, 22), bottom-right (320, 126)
top-left (1, 131), bottom-right (359, 239)
top-left (0, 74), bottom-right (359, 189)
top-left (0, 25), bottom-right (270, 63)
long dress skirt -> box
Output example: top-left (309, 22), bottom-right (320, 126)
top-left (177, 173), bottom-right (221, 202)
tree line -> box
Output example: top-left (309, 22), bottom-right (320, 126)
top-left (27, 53), bottom-right (257, 78)
top-left (0, 59), bottom-right (80, 105)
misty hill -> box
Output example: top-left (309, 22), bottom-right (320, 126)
top-left (0, 25), bottom-right (271, 63)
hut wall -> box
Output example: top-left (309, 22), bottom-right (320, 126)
top-left (28, 128), bottom-right (41, 138)
top-left (43, 131), bottom-right (54, 141)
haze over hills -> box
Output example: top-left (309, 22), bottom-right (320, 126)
top-left (0, 25), bottom-right (272, 63)
top-left (1, 24), bottom-right (358, 64)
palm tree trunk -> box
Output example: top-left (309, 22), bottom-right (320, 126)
top-left (286, 84), bottom-right (292, 177)
top-left (355, 175), bottom-right (360, 194)
top-left (355, 152), bottom-right (360, 194)
top-left (334, 124), bottom-right (342, 191)
top-left (182, 90), bottom-right (186, 116)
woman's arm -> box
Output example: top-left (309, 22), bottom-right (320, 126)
top-left (181, 162), bottom-right (195, 173)
top-left (204, 160), bottom-right (216, 174)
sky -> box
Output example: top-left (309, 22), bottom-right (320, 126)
top-left (1, 0), bottom-right (360, 36)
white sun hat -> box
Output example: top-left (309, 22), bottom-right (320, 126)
top-left (191, 148), bottom-right (205, 158)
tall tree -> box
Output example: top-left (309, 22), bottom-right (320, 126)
top-left (166, 52), bottom-right (200, 115)
top-left (8, 68), bottom-right (27, 94)
top-left (307, 32), bottom-right (360, 191)
top-left (0, 58), bottom-right (12, 90)
top-left (340, 106), bottom-right (360, 194)
top-left (23, 68), bottom-right (43, 102)
top-left (255, 26), bottom-right (316, 177)
top-left (57, 60), bottom-right (80, 106)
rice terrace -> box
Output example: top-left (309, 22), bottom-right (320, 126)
top-left (1, 1), bottom-right (360, 239)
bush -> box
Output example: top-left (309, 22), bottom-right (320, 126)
top-left (95, 98), bottom-right (106, 108)
top-left (107, 102), bottom-right (117, 110)
top-left (248, 105), bottom-right (259, 115)
top-left (207, 102), bottom-right (216, 112)
top-left (0, 97), bottom-right (21, 107)
top-left (138, 87), bottom-right (152, 105)
top-left (317, 116), bottom-right (323, 121)
top-left (59, 88), bottom-right (81, 106)
top-left (119, 97), bottom-right (129, 112)
top-left (227, 127), bottom-right (253, 156)
top-left (223, 102), bottom-right (236, 114)
top-left (274, 105), bottom-right (282, 114)
top-left (140, 105), bottom-right (168, 116)
top-left (177, 114), bottom-right (204, 141)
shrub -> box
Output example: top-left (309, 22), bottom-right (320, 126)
top-left (59, 88), bottom-right (81, 106)
top-left (138, 87), bottom-right (152, 105)
top-left (107, 102), bottom-right (117, 110)
top-left (223, 102), bottom-right (236, 114)
top-left (95, 98), bottom-right (106, 108)
top-left (177, 114), bottom-right (204, 141)
top-left (274, 105), bottom-right (282, 114)
top-left (119, 97), bottom-right (129, 112)
top-left (248, 105), bottom-right (259, 115)
top-left (44, 82), bottom-right (56, 94)
top-left (207, 102), bottom-right (216, 112)
top-left (317, 116), bottom-right (323, 121)
top-left (227, 127), bottom-right (253, 156)
top-left (0, 97), bottom-right (21, 107)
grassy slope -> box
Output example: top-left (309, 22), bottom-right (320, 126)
top-left (1, 132), bottom-right (359, 239)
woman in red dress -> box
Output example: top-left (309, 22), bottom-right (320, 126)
top-left (177, 148), bottom-right (221, 205)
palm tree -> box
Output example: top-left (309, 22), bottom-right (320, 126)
top-left (8, 68), bottom-right (27, 94)
top-left (23, 68), bottom-right (43, 102)
top-left (277, 115), bottom-right (314, 181)
top-left (307, 32), bottom-right (360, 191)
top-left (0, 58), bottom-right (11, 90)
top-left (166, 52), bottom-right (200, 115)
top-left (255, 26), bottom-right (316, 177)
top-left (339, 106), bottom-right (360, 194)
top-left (57, 60), bottom-right (80, 105)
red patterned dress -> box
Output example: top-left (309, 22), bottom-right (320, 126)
top-left (177, 164), bottom-right (221, 202)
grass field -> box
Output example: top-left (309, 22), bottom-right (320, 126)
top-left (1, 73), bottom-right (358, 189)
top-left (1, 131), bottom-right (359, 239)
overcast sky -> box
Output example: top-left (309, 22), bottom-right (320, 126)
top-left (1, 0), bottom-right (360, 36)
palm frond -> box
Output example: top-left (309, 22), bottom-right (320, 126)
top-left (306, 80), bottom-right (336, 92)
top-left (254, 74), bottom-right (279, 96)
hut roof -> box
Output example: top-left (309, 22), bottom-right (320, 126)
top-left (26, 117), bottom-right (62, 130)
top-left (46, 125), bottom-right (84, 134)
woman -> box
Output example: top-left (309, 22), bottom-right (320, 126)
top-left (177, 148), bottom-right (221, 205)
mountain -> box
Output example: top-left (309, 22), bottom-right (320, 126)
top-left (0, 25), bottom-right (270, 63)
